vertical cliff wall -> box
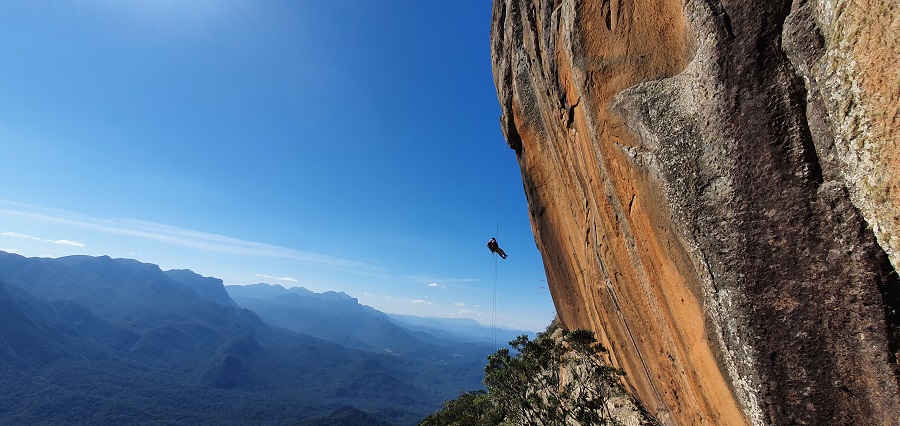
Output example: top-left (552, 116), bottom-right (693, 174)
top-left (490, 0), bottom-right (899, 424)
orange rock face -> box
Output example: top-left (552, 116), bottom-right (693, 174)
top-left (491, 0), bottom-right (899, 424)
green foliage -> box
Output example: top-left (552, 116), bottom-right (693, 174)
top-left (419, 390), bottom-right (505, 426)
top-left (422, 321), bottom-right (627, 426)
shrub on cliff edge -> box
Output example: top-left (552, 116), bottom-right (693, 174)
top-left (421, 320), bottom-right (633, 425)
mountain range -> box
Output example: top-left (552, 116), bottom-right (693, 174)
top-left (0, 251), bottom-right (526, 425)
top-left (227, 283), bottom-right (528, 356)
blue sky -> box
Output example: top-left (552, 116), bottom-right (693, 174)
top-left (0, 1), bottom-right (555, 331)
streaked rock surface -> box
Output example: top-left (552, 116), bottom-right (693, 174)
top-left (490, 0), bottom-right (899, 424)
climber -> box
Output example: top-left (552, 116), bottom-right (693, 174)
top-left (487, 237), bottom-right (507, 259)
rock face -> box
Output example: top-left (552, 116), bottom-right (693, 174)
top-left (490, 0), bottom-right (899, 425)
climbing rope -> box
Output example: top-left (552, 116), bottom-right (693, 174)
top-left (492, 143), bottom-right (508, 348)
top-left (493, 254), bottom-right (498, 347)
top-left (495, 154), bottom-right (505, 238)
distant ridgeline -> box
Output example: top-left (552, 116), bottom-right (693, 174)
top-left (0, 251), bottom-right (524, 425)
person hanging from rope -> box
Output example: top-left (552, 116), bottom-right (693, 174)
top-left (487, 237), bottom-right (507, 259)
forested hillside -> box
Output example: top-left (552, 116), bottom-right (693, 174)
top-left (0, 252), bottom-right (496, 425)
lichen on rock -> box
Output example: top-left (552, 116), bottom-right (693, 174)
top-left (491, 0), bottom-right (900, 424)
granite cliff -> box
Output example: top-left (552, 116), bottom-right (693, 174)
top-left (490, 0), bottom-right (899, 424)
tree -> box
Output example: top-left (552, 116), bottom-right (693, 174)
top-left (419, 390), bottom-right (505, 426)
top-left (483, 323), bottom-right (625, 425)
top-left (422, 321), bottom-right (631, 425)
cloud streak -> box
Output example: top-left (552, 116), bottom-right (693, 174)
top-left (54, 239), bottom-right (85, 247)
top-left (2, 231), bottom-right (85, 248)
top-left (1, 232), bottom-right (31, 239)
top-left (0, 201), bottom-right (376, 272)
top-left (255, 273), bottom-right (298, 282)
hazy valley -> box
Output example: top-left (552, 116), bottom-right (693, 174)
top-left (0, 251), bottom-right (526, 425)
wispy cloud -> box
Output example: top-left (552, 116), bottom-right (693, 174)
top-left (2, 231), bottom-right (85, 248)
top-left (1, 232), bottom-right (31, 239)
top-left (427, 282), bottom-right (446, 288)
top-left (454, 301), bottom-right (465, 307)
top-left (0, 201), bottom-right (378, 272)
top-left (411, 299), bottom-right (432, 305)
top-left (255, 273), bottom-right (298, 282)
